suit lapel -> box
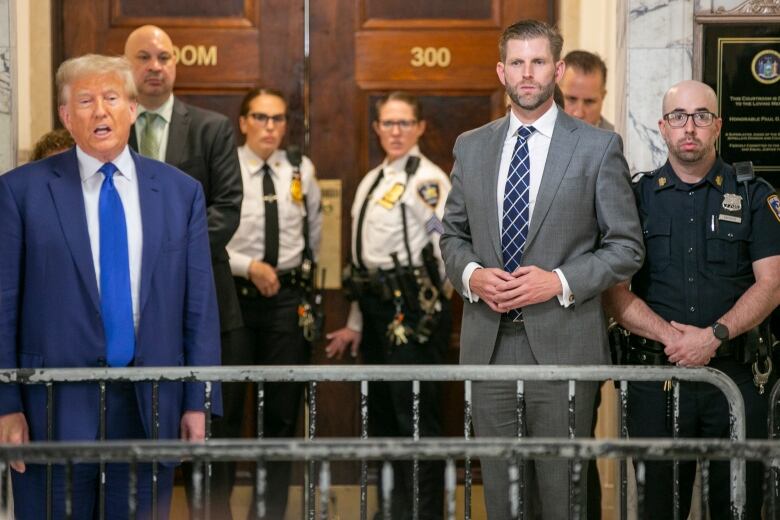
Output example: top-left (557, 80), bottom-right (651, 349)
top-left (524, 111), bottom-right (579, 251)
top-left (484, 115), bottom-right (511, 265)
top-left (47, 149), bottom-right (101, 312)
top-left (134, 151), bottom-right (164, 317)
top-left (165, 98), bottom-right (189, 167)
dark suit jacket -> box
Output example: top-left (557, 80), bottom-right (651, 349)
top-left (130, 97), bottom-right (243, 332)
top-left (0, 148), bottom-right (222, 441)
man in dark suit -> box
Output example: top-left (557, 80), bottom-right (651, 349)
top-left (440, 20), bottom-right (644, 519)
top-left (124, 25), bottom-right (243, 346)
top-left (0, 54), bottom-right (220, 519)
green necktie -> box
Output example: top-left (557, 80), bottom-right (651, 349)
top-left (139, 112), bottom-right (161, 160)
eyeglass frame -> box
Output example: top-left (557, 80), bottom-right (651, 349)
top-left (377, 119), bottom-right (419, 131)
top-left (662, 110), bottom-right (718, 128)
top-left (247, 112), bottom-right (287, 125)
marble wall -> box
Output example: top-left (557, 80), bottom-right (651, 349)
top-left (0, 0), bottom-right (14, 173)
top-left (623, 0), bottom-right (760, 172)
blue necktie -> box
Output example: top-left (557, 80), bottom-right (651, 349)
top-left (501, 126), bottom-right (535, 321)
top-left (98, 163), bottom-right (135, 366)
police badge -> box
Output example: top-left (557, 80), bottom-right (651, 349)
top-left (719, 193), bottom-right (743, 223)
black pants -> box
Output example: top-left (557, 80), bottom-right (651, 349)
top-left (207, 283), bottom-right (310, 519)
top-left (627, 357), bottom-right (768, 520)
top-left (359, 293), bottom-right (451, 520)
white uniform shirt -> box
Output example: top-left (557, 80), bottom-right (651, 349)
top-left (227, 145), bottom-right (322, 277)
top-left (347, 146), bottom-right (451, 331)
top-left (77, 145), bottom-right (143, 329)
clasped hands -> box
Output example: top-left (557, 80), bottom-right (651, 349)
top-left (662, 322), bottom-right (721, 367)
top-left (469, 266), bottom-right (562, 314)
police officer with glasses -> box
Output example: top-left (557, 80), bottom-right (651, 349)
top-left (326, 91), bottom-right (452, 520)
top-left (604, 80), bottom-right (780, 520)
top-left (220, 87), bottom-right (322, 519)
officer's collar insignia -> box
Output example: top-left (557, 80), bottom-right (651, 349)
top-left (715, 175), bottom-right (723, 187)
top-left (378, 182), bottom-right (405, 209)
top-left (658, 176), bottom-right (667, 187)
top-left (768, 194), bottom-right (780, 223)
top-left (417, 182), bottom-right (440, 208)
top-left (718, 193), bottom-right (743, 223)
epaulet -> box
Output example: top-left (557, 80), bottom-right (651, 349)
top-left (631, 169), bottom-right (657, 184)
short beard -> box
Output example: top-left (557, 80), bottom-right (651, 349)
top-left (506, 81), bottom-right (555, 112)
top-left (669, 138), bottom-right (713, 164)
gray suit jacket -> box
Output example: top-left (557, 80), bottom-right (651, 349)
top-left (441, 110), bottom-right (644, 365)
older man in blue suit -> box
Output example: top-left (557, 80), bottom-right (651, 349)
top-left (0, 54), bottom-right (221, 519)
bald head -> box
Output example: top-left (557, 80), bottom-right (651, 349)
top-left (658, 80), bottom-right (722, 174)
top-left (662, 80), bottom-right (717, 115)
top-left (124, 25), bottom-right (176, 109)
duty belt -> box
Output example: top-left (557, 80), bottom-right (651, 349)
top-left (345, 266), bottom-right (418, 302)
top-left (234, 267), bottom-right (308, 299)
top-left (626, 333), bottom-right (748, 366)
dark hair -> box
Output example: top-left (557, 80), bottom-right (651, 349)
top-left (374, 91), bottom-right (423, 121)
top-left (563, 50), bottom-right (608, 85)
top-left (499, 20), bottom-right (563, 62)
top-left (31, 128), bottom-right (75, 161)
top-left (239, 87), bottom-right (287, 117)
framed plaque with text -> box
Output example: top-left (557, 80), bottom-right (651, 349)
top-left (695, 12), bottom-right (780, 187)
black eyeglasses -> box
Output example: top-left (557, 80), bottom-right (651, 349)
top-left (247, 112), bottom-right (287, 125)
top-left (378, 119), bottom-right (418, 131)
top-left (663, 111), bottom-right (717, 128)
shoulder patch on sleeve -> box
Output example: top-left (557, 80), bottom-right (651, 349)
top-left (767, 193), bottom-right (780, 223)
top-left (417, 181), bottom-right (441, 208)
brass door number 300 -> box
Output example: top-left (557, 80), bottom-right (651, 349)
top-left (410, 47), bottom-right (452, 68)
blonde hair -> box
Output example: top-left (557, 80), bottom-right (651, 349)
top-left (56, 54), bottom-right (137, 105)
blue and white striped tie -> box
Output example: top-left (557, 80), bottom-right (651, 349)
top-left (501, 125), bottom-right (535, 321)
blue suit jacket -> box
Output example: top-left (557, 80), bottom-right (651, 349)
top-left (0, 147), bottom-right (222, 441)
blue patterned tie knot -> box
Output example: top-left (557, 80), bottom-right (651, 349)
top-left (98, 162), bottom-right (135, 366)
top-left (501, 125), bottom-right (536, 321)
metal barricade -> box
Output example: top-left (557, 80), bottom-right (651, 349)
top-left (0, 365), bottom-right (747, 519)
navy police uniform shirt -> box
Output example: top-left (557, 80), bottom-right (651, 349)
top-left (631, 157), bottom-right (780, 329)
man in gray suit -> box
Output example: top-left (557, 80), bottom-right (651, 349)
top-left (440, 20), bottom-right (644, 518)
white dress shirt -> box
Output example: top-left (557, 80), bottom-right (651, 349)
top-left (346, 146), bottom-right (451, 332)
top-left (461, 103), bottom-right (574, 307)
top-left (135, 94), bottom-right (175, 161)
top-left (227, 145), bottom-right (322, 276)
top-left (77, 145), bottom-right (143, 329)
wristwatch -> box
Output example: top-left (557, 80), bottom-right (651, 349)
top-left (712, 322), bottom-right (730, 342)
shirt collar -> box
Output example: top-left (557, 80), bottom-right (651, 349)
top-left (383, 145), bottom-right (421, 174)
top-left (656, 157), bottom-right (727, 192)
top-left (240, 145), bottom-right (282, 175)
top-left (77, 145), bottom-right (134, 183)
top-left (507, 102), bottom-right (558, 140)
top-left (138, 94), bottom-right (174, 124)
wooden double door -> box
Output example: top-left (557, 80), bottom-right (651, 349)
top-left (57, 0), bottom-right (554, 481)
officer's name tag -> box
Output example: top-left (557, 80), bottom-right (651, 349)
top-left (719, 214), bottom-right (742, 223)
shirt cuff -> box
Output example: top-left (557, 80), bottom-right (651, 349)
top-left (462, 262), bottom-right (483, 303)
top-left (228, 250), bottom-right (254, 279)
top-left (346, 301), bottom-right (363, 333)
top-left (553, 268), bottom-right (574, 308)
